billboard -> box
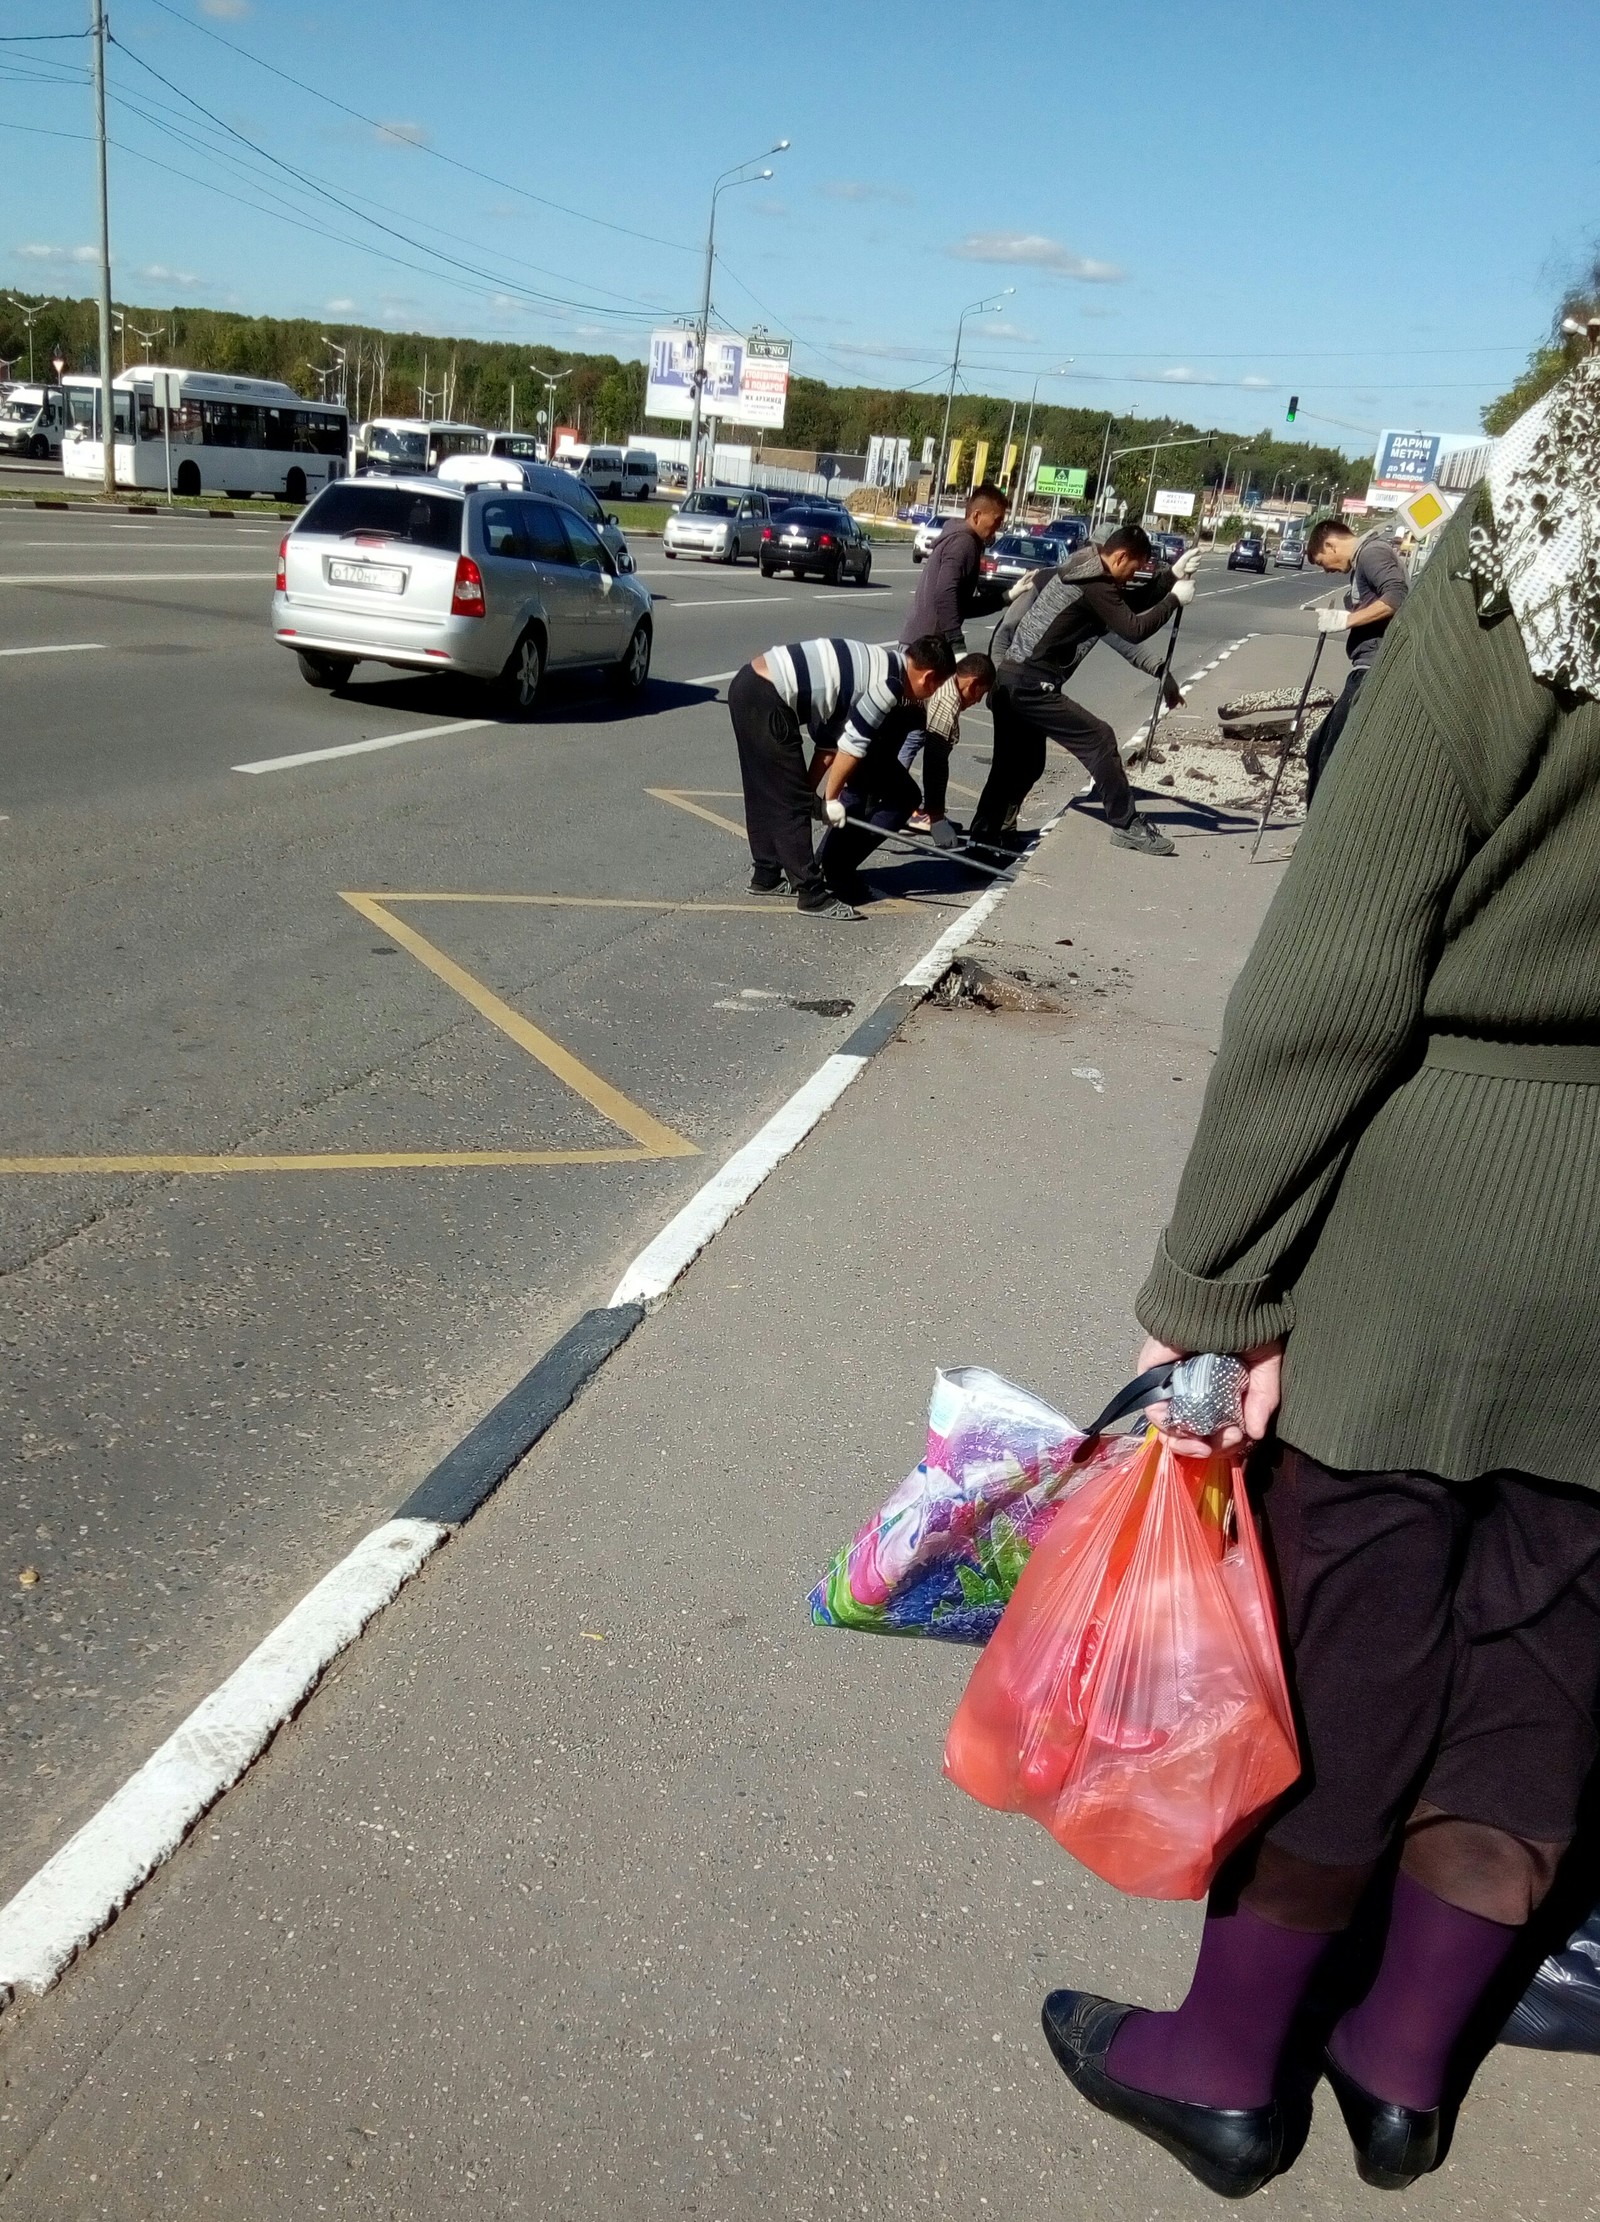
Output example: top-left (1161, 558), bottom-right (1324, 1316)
top-left (1034, 465), bottom-right (1087, 498)
top-left (1153, 488), bottom-right (1196, 517)
top-left (1368, 428), bottom-right (1483, 511)
top-left (865, 433), bottom-right (911, 488)
top-left (645, 329), bottom-right (790, 429)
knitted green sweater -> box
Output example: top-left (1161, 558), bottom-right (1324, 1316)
top-left (1136, 497), bottom-right (1600, 1488)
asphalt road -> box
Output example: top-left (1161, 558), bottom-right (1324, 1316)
top-left (0, 508), bottom-right (1325, 1907)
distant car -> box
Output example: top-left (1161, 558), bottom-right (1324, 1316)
top-left (435, 453), bottom-right (635, 572)
top-left (272, 475), bottom-right (654, 711)
top-left (1033, 515), bottom-right (1091, 558)
top-left (662, 487), bottom-right (773, 563)
top-left (761, 502), bottom-right (872, 584)
top-left (1228, 534), bottom-right (1268, 573)
top-left (1274, 533), bottom-right (1306, 569)
top-left (912, 512), bottom-right (964, 563)
top-left (1149, 531), bottom-right (1187, 569)
top-left (974, 531), bottom-right (1060, 610)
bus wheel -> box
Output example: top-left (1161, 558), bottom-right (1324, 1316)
top-left (285, 467), bottom-right (307, 504)
top-left (176, 461), bottom-right (201, 498)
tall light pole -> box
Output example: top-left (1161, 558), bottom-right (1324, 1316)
top-left (4, 297), bottom-right (42, 382)
top-left (319, 337), bottom-right (348, 409)
top-left (933, 288), bottom-right (1013, 507)
top-left (1091, 413), bottom-right (1117, 530)
top-left (1212, 436), bottom-right (1255, 526)
top-left (126, 319), bottom-right (163, 363)
top-left (530, 362), bottom-right (572, 459)
top-left (686, 139), bottom-right (789, 492)
top-left (1013, 360), bottom-right (1073, 518)
top-left (91, 0), bottom-right (114, 495)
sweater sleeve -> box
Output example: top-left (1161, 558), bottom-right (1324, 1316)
top-left (1082, 577), bottom-right (1179, 644)
top-left (1135, 628), bottom-right (1480, 1353)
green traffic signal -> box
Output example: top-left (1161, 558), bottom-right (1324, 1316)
top-left (1286, 394), bottom-right (1299, 422)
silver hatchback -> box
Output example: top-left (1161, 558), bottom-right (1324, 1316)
top-left (272, 477), bottom-right (654, 712)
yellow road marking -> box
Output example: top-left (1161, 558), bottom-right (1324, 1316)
top-left (365, 892), bottom-right (784, 912)
top-left (0, 1150), bottom-right (657, 1174)
top-left (341, 893), bottom-right (698, 1158)
top-left (947, 778), bottom-right (984, 801)
top-left (646, 786), bottom-right (749, 839)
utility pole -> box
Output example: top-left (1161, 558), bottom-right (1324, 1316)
top-left (4, 297), bottom-right (42, 382)
top-left (686, 140), bottom-right (789, 493)
top-left (933, 288), bottom-right (1013, 507)
top-left (91, 0), bottom-right (115, 495)
top-left (1091, 413), bottom-right (1116, 530)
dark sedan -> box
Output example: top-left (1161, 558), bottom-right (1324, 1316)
top-left (973, 531), bottom-right (1060, 610)
top-left (1033, 515), bottom-right (1091, 558)
top-left (759, 502), bottom-right (873, 584)
top-left (1228, 533), bottom-right (1268, 573)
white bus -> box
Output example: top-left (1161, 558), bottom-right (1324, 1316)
top-left (351, 418), bottom-right (487, 476)
top-left (62, 367), bottom-right (348, 501)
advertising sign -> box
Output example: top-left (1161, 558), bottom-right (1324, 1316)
top-left (1368, 428), bottom-right (1482, 511)
top-left (971, 440), bottom-right (990, 488)
top-left (1033, 464), bottom-right (1088, 498)
top-left (866, 433), bottom-right (911, 489)
top-left (1153, 487), bottom-right (1196, 517)
top-left (945, 441), bottom-right (963, 489)
top-left (645, 330), bottom-right (790, 429)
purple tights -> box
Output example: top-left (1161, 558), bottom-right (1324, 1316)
top-left (1331, 1871), bottom-right (1517, 2110)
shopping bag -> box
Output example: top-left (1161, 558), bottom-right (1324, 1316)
top-left (1502, 1903), bottom-right (1600, 2053)
top-left (809, 1367), bottom-right (1086, 1644)
top-left (943, 1429), bottom-right (1300, 1899)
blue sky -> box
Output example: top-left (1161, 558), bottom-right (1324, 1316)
top-left (3, 0), bottom-right (1595, 457)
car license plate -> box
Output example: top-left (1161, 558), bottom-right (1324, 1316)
top-left (328, 559), bottom-right (404, 593)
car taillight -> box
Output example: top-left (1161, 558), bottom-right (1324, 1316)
top-left (980, 557), bottom-right (996, 573)
top-left (761, 526), bottom-right (773, 540)
top-left (275, 534), bottom-right (287, 591)
top-left (818, 533), bottom-right (834, 548)
top-left (451, 555), bottom-right (485, 617)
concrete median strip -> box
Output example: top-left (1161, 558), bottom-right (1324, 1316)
top-left (0, 829), bottom-right (1043, 2011)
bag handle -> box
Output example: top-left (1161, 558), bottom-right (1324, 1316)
top-left (1071, 1353), bottom-right (1248, 1464)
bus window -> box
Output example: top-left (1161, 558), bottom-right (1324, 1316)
top-left (67, 387), bottom-right (98, 436)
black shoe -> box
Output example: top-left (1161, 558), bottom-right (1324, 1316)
top-left (748, 867), bottom-right (791, 895)
top-left (967, 826), bottom-right (1032, 855)
top-left (1110, 812), bottom-right (1176, 858)
top-left (1041, 1991), bottom-right (1283, 2201)
top-left (1322, 2044), bottom-right (1439, 2190)
top-left (796, 892), bottom-right (863, 921)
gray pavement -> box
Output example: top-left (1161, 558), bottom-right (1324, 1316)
top-left (4, 765), bottom-right (1594, 2220)
top-left (0, 525), bottom-right (1325, 1916)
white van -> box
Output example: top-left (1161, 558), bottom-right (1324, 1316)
top-left (0, 384), bottom-right (66, 460)
top-left (620, 450), bottom-right (657, 501)
top-left (354, 418), bottom-right (487, 476)
top-left (570, 446), bottom-right (626, 500)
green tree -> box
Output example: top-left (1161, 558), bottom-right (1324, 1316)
top-left (1482, 248), bottom-right (1600, 434)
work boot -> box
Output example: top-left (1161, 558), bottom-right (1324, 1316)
top-left (796, 892), bottom-right (864, 922)
top-left (1110, 813), bottom-right (1176, 858)
top-left (748, 866), bottom-right (792, 895)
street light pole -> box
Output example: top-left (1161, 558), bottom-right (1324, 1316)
top-left (91, 0), bottom-right (115, 495)
top-left (933, 287), bottom-right (1014, 507)
top-left (4, 297), bottom-right (41, 382)
top-left (686, 139), bottom-right (789, 493)
top-left (1091, 411), bottom-right (1116, 529)
top-left (320, 338), bottom-right (349, 409)
top-left (529, 362), bottom-right (573, 459)
top-left (1013, 361), bottom-right (1072, 521)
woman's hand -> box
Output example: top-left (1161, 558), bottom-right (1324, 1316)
top-left (1135, 1335), bottom-right (1284, 1456)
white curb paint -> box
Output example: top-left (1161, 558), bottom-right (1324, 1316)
top-left (609, 862), bottom-right (1026, 1309)
top-left (235, 719), bottom-right (492, 775)
top-left (0, 1517), bottom-right (444, 2001)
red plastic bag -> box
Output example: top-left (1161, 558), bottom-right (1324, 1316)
top-left (943, 1429), bottom-right (1299, 1899)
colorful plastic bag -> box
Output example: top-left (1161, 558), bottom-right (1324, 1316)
top-left (943, 1429), bottom-right (1300, 1899)
top-left (809, 1367), bottom-right (1086, 1643)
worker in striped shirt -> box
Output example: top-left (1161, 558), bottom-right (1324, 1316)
top-left (729, 633), bottom-right (957, 919)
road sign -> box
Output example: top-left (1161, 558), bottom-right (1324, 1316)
top-left (1152, 488), bottom-right (1196, 517)
top-left (52, 350), bottom-right (66, 380)
top-left (1033, 465), bottom-right (1086, 498)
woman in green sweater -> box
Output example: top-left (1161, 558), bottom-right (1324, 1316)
top-left (1042, 356), bottom-right (1600, 2199)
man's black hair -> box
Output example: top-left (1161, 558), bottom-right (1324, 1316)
top-left (966, 482), bottom-right (1008, 515)
top-left (903, 633), bottom-right (958, 680)
top-left (1102, 524), bottom-right (1152, 562)
top-left (1305, 518), bottom-right (1355, 561)
top-left (955, 651), bottom-right (995, 688)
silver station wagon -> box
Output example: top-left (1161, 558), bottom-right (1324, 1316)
top-left (273, 477), bottom-right (654, 713)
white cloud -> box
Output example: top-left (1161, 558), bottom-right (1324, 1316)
top-left (821, 179), bottom-right (911, 206)
top-left (325, 297), bottom-right (358, 314)
top-left (374, 118), bottom-right (430, 149)
top-left (17, 242), bottom-right (98, 265)
top-left (984, 320), bottom-right (1035, 342)
top-left (137, 262), bottom-right (205, 289)
top-left (1240, 374), bottom-right (1273, 390)
top-left (201, 0), bottom-right (252, 16)
top-left (1161, 366), bottom-right (1199, 382)
top-left (949, 231), bottom-right (1122, 282)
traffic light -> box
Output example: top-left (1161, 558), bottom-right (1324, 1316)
top-left (1286, 395), bottom-right (1299, 423)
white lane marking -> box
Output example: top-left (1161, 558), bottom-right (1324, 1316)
top-left (0, 641), bottom-right (104, 659)
top-left (235, 718), bottom-right (492, 775)
top-left (0, 1517), bottom-right (444, 2000)
top-left (610, 866), bottom-right (1020, 1310)
top-left (689, 667), bottom-right (738, 685)
top-left (667, 594), bottom-right (792, 608)
top-left (0, 570), bottom-right (270, 586)
top-left (10, 539), bottom-right (275, 551)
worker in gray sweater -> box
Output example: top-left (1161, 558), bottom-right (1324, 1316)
top-left (900, 482), bottom-right (1008, 652)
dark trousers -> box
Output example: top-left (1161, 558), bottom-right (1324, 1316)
top-left (971, 676), bottom-right (1135, 836)
top-left (1246, 1445), bottom-right (1600, 1924)
top-left (728, 664), bottom-right (825, 901)
top-left (1306, 667), bottom-right (1367, 800)
top-left (818, 741), bottom-right (920, 892)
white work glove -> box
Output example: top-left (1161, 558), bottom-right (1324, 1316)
top-left (1007, 572), bottom-right (1035, 601)
top-left (1317, 606), bottom-right (1348, 633)
top-left (1174, 548), bottom-right (1204, 579)
top-left (1170, 578), bottom-right (1196, 606)
top-left (823, 796), bottom-right (846, 827)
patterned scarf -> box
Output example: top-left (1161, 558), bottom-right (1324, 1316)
top-left (1469, 353), bottom-right (1600, 699)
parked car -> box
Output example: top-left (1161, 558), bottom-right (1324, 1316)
top-left (760, 502), bottom-right (872, 584)
top-left (1149, 530), bottom-right (1187, 568)
top-left (1228, 534), bottom-right (1268, 573)
top-left (1274, 532), bottom-right (1306, 569)
top-left (973, 531), bottom-right (1060, 610)
top-left (663, 487), bottom-right (773, 563)
top-left (272, 476), bottom-right (653, 712)
top-left (1033, 515), bottom-right (1092, 558)
top-left (435, 453), bottom-right (635, 573)
top-left (912, 512), bottom-right (964, 563)
top-left (0, 383), bottom-right (65, 459)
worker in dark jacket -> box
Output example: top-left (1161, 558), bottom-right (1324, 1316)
top-left (970, 524), bottom-right (1197, 858)
top-left (901, 482), bottom-right (1008, 652)
top-left (1303, 517), bottom-right (1411, 796)
top-left (1041, 356), bottom-right (1600, 2200)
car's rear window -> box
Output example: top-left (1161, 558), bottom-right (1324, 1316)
top-left (299, 483), bottom-right (463, 551)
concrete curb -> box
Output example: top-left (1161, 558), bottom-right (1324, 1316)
top-left (0, 835), bottom-right (1042, 2009)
